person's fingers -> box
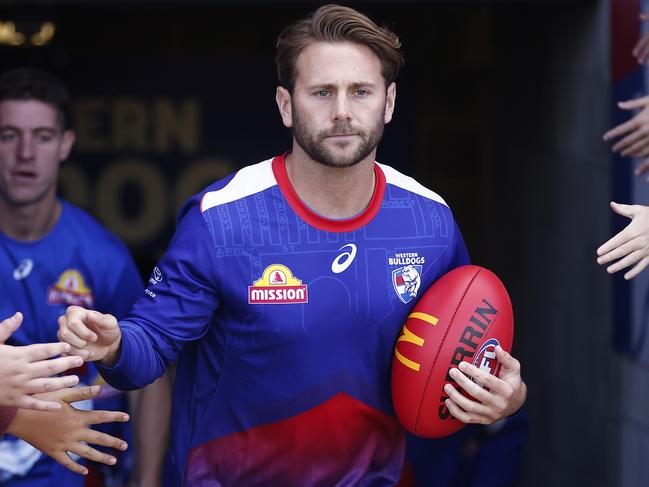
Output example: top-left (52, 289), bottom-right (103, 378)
top-left (63, 344), bottom-right (91, 360)
top-left (607, 249), bottom-right (644, 274)
top-left (81, 429), bottom-right (128, 451)
top-left (0, 312), bottom-right (23, 343)
top-left (636, 159), bottom-right (649, 177)
top-left (49, 450), bottom-right (88, 476)
top-left (28, 355), bottom-right (83, 379)
top-left (639, 12), bottom-right (649, 20)
top-left (610, 201), bottom-right (637, 219)
top-left (57, 316), bottom-right (95, 348)
top-left (456, 361), bottom-right (512, 397)
top-left (597, 237), bottom-right (642, 265)
top-left (83, 409), bottom-right (130, 426)
top-left (443, 382), bottom-right (492, 416)
top-left (625, 256), bottom-right (649, 280)
top-left (67, 443), bottom-right (117, 467)
top-left (612, 127), bottom-right (647, 153)
top-left (603, 119), bottom-right (636, 141)
top-left (21, 341), bottom-right (72, 362)
top-left (24, 375), bottom-right (80, 395)
top-left (632, 32), bottom-right (649, 57)
top-left (622, 131), bottom-right (649, 156)
top-left (86, 312), bottom-right (117, 333)
top-left (597, 227), bottom-right (632, 259)
top-left (444, 398), bottom-right (489, 424)
top-left (57, 384), bottom-right (101, 404)
top-left (57, 317), bottom-right (88, 350)
top-left (629, 138), bottom-right (649, 158)
top-left (495, 346), bottom-right (521, 378)
top-left (636, 38), bottom-right (649, 64)
top-left (618, 95), bottom-right (649, 109)
top-left (14, 396), bottom-right (63, 411)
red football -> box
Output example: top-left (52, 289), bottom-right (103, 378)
top-left (391, 265), bottom-right (514, 438)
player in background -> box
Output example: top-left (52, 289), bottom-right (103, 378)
top-left (599, 12), bottom-right (649, 280)
top-left (57, 5), bottom-right (526, 485)
top-left (0, 67), bottom-right (170, 487)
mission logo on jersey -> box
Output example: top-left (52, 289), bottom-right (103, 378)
top-left (248, 264), bottom-right (308, 304)
top-left (47, 269), bottom-right (94, 307)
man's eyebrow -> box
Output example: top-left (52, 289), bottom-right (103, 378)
top-left (0, 125), bottom-right (57, 133)
top-left (306, 81), bottom-right (380, 90)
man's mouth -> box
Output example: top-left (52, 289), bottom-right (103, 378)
top-left (11, 170), bottom-right (38, 182)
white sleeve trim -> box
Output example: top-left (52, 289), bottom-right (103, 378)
top-left (377, 162), bottom-right (448, 207)
top-left (201, 158), bottom-right (277, 212)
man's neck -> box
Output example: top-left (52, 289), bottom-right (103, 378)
top-left (285, 146), bottom-right (377, 220)
top-left (0, 196), bottom-right (61, 242)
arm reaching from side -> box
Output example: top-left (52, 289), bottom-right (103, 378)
top-left (0, 312), bottom-right (83, 411)
top-left (6, 385), bottom-right (129, 476)
top-left (597, 202), bottom-right (649, 280)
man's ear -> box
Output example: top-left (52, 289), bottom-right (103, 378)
top-left (59, 130), bottom-right (75, 161)
top-left (384, 82), bottom-right (396, 124)
top-left (276, 86), bottom-right (293, 128)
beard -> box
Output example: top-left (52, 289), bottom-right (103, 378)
top-left (291, 104), bottom-right (385, 168)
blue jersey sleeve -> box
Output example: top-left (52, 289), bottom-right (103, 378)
top-left (97, 197), bottom-right (220, 390)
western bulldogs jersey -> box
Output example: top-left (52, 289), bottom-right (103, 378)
top-left (98, 154), bottom-right (470, 486)
top-left (0, 200), bottom-right (142, 486)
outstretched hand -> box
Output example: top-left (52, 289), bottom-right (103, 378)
top-left (603, 96), bottom-right (649, 179)
top-left (597, 202), bottom-right (649, 280)
top-left (443, 346), bottom-right (526, 425)
top-left (0, 312), bottom-right (83, 411)
top-left (6, 385), bottom-right (129, 476)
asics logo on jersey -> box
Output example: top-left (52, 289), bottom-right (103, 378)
top-left (13, 259), bottom-right (33, 280)
top-left (331, 244), bottom-right (357, 274)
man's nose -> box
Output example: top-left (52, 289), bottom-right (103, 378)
top-left (17, 135), bottom-right (35, 161)
top-left (332, 94), bottom-right (352, 122)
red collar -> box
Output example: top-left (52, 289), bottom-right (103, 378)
top-left (271, 153), bottom-right (385, 233)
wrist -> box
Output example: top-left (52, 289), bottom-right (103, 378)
top-left (101, 334), bottom-right (123, 368)
top-left (1, 407), bottom-right (18, 436)
top-left (5, 407), bottom-right (26, 437)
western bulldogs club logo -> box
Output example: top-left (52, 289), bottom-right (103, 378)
top-left (392, 264), bottom-right (423, 304)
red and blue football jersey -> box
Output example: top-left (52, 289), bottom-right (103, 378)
top-left (98, 154), bottom-right (470, 486)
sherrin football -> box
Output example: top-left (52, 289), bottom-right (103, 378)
top-left (391, 265), bottom-right (514, 438)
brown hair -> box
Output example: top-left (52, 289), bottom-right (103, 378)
top-left (0, 67), bottom-right (70, 129)
top-left (276, 4), bottom-right (404, 92)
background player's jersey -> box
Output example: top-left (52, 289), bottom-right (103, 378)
top-left (0, 200), bottom-right (142, 486)
top-left (98, 154), bottom-right (470, 486)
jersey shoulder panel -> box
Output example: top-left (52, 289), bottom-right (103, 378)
top-left (200, 158), bottom-right (276, 213)
top-left (378, 163), bottom-right (448, 207)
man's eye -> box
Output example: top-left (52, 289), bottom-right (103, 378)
top-left (355, 89), bottom-right (369, 96)
top-left (316, 90), bottom-right (331, 97)
top-left (37, 133), bottom-right (54, 143)
top-left (0, 132), bottom-right (16, 142)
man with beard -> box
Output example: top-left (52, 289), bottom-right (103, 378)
top-left (57, 4), bottom-right (526, 486)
